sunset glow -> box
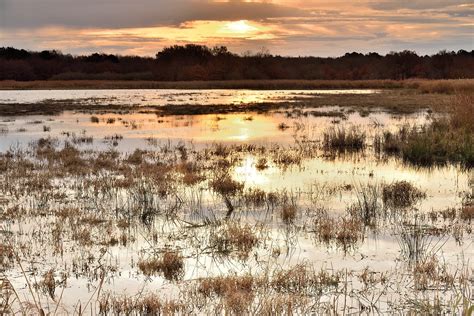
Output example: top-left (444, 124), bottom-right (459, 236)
top-left (222, 20), bottom-right (257, 34)
top-left (0, 1), bottom-right (472, 56)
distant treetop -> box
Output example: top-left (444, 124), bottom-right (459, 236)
top-left (1, 45), bottom-right (473, 81)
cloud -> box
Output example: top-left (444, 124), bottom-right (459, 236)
top-left (369, 0), bottom-right (471, 10)
top-left (0, 0), bottom-right (307, 29)
top-left (0, 0), bottom-right (471, 56)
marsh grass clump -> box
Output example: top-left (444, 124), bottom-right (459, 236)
top-left (281, 204), bottom-right (297, 225)
top-left (198, 275), bottom-right (255, 314)
top-left (382, 181), bottom-right (426, 209)
top-left (138, 257), bottom-right (161, 276)
top-left (71, 133), bottom-right (94, 145)
top-left (159, 251), bottom-right (185, 281)
top-left (210, 175), bottom-right (244, 197)
top-left (212, 143), bottom-right (230, 157)
top-left (335, 218), bottom-right (364, 247)
top-left (323, 127), bottom-right (366, 152)
top-left (176, 162), bottom-right (205, 186)
top-left (210, 222), bottom-right (258, 260)
top-left (210, 174), bottom-right (244, 218)
top-left (103, 134), bottom-right (123, 146)
top-left (313, 215), bottom-right (364, 252)
top-left (396, 220), bottom-right (443, 263)
top-left (374, 130), bottom-right (405, 154)
top-left (126, 149), bottom-right (145, 165)
top-left (272, 151), bottom-right (302, 168)
top-left (99, 293), bottom-right (186, 315)
top-left (271, 264), bottom-right (340, 295)
top-left (198, 275), bottom-right (254, 298)
top-left (242, 188), bottom-right (267, 208)
top-left (412, 256), bottom-right (455, 291)
top-left (0, 244), bottom-right (14, 272)
top-left (138, 251), bottom-right (185, 281)
top-left (255, 157), bottom-right (269, 171)
top-left (460, 205), bottom-right (474, 222)
top-left (72, 227), bottom-right (93, 246)
top-left (193, 265), bottom-right (342, 314)
top-left (348, 183), bottom-right (381, 228)
top-left (358, 268), bottom-right (388, 289)
top-left (38, 269), bottom-right (56, 299)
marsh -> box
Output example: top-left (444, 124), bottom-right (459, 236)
top-left (0, 85), bottom-right (472, 314)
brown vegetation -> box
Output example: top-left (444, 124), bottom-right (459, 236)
top-left (377, 94), bottom-right (474, 167)
top-left (382, 181), bottom-right (426, 209)
top-left (138, 251), bottom-right (185, 281)
top-left (210, 222), bottom-right (259, 259)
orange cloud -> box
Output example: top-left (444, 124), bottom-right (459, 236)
top-left (0, 0), bottom-right (471, 56)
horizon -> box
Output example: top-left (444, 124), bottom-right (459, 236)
top-left (0, 0), bottom-right (472, 57)
top-left (2, 45), bottom-right (473, 59)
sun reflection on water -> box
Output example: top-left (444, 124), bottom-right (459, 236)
top-left (234, 156), bottom-right (273, 186)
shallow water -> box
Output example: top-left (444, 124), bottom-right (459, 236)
top-left (1, 106), bottom-right (468, 211)
top-left (0, 89), bottom-right (378, 106)
top-left (0, 107), bottom-right (425, 151)
top-left (0, 89), bottom-right (472, 314)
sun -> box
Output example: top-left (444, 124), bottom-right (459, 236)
top-left (223, 20), bottom-right (257, 34)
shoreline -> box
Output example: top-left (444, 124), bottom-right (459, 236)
top-left (0, 79), bottom-right (473, 93)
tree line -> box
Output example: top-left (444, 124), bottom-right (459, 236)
top-left (1, 45), bottom-right (473, 81)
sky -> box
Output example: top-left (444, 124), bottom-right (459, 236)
top-left (0, 0), bottom-right (472, 57)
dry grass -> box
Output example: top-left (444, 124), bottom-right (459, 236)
top-left (138, 251), bottom-right (185, 281)
top-left (460, 205), bottom-right (474, 222)
top-left (198, 274), bottom-right (255, 313)
top-left (378, 94), bottom-right (474, 167)
top-left (255, 157), bottom-right (269, 171)
top-left (271, 263), bottom-right (340, 294)
top-left (281, 204), bottom-right (297, 225)
top-left (323, 127), bottom-right (366, 152)
top-left (413, 256), bottom-right (455, 291)
top-left (348, 183), bottom-right (381, 228)
top-left (0, 109), bottom-right (472, 314)
top-left (98, 293), bottom-right (186, 315)
top-left (38, 269), bottom-right (56, 299)
top-left (313, 214), bottom-right (364, 252)
top-left (211, 222), bottom-right (259, 260)
top-left (1, 79), bottom-right (472, 92)
top-left (0, 244), bottom-right (14, 272)
top-left (210, 175), bottom-right (244, 197)
top-left (382, 181), bottom-right (426, 209)
top-left (415, 79), bottom-right (474, 94)
top-left (242, 188), bottom-right (267, 208)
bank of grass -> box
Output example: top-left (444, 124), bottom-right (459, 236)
top-left (0, 79), bottom-right (473, 93)
top-left (379, 94), bottom-right (473, 167)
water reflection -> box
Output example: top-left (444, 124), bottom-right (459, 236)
top-left (0, 107), bottom-right (468, 212)
top-left (0, 89), bottom-right (379, 106)
top-left (234, 156), bottom-right (273, 186)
